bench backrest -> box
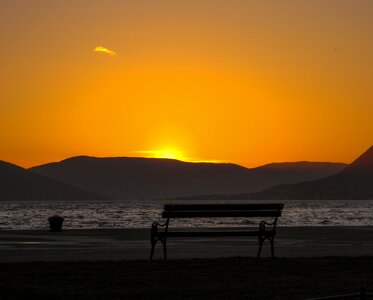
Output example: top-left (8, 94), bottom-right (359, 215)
top-left (162, 203), bottom-right (283, 218)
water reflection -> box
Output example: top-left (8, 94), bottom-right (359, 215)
top-left (0, 200), bottom-right (372, 230)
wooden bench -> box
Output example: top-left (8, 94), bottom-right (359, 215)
top-left (150, 203), bottom-right (284, 259)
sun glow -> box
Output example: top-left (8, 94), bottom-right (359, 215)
top-left (135, 149), bottom-right (186, 161)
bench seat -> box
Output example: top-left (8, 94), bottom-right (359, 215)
top-left (162, 210), bottom-right (282, 218)
top-left (157, 230), bottom-right (276, 238)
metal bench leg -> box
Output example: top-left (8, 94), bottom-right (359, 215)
top-left (270, 237), bottom-right (275, 258)
top-left (150, 240), bottom-right (156, 260)
top-left (150, 220), bottom-right (169, 260)
top-left (161, 239), bottom-right (167, 260)
top-left (257, 236), bottom-right (264, 258)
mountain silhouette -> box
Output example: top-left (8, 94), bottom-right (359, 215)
top-left (30, 156), bottom-right (346, 200)
top-left (0, 160), bottom-right (109, 201)
top-left (246, 146), bottom-right (373, 200)
top-left (339, 146), bottom-right (373, 175)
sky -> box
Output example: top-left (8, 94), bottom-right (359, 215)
top-left (0, 0), bottom-right (372, 168)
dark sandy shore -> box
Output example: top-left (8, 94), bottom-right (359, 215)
top-left (0, 226), bottom-right (372, 261)
top-left (0, 257), bottom-right (372, 299)
top-left (0, 227), bottom-right (372, 299)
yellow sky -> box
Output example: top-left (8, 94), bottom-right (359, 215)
top-left (1, 0), bottom-right (372, 168)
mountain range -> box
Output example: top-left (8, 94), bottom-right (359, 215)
top-left (184, 146), bottom-right (373, 200)
top-left (0, 160), bottom-right (108, 201)
top-left (29, 156), bottom-right (345, 200)
top-left (246, 145), bottom-right (373, 200)
top-left (2, 146), bottom-right (372, 201)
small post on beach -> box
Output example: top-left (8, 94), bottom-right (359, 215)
top-left (48, 215), bottom-right (64, 232)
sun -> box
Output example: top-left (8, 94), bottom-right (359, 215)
top-left (136, 149), bottom-right (186, 161)
top-left (158, 149), bottom-right (185, 160)
top-left (151, 149), bottom-right (185, 160)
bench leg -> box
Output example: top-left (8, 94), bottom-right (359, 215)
top-left (257, 236), bottom-right (264, 258)
top-left (150, 240), bottom-right (156, 260)
top-left (161, 239), bottom-right (167, 260)
top-left (270, 237), bottom-right (275, 258)
top-left (150, 239), bottom-right (168, 260)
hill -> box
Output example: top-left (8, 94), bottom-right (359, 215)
top-left (247, 146), bottom-right (373, 200)
top-left (0, 161), bottom-right (109, 201)
top-left (30, 156), bottom-right (346, 200)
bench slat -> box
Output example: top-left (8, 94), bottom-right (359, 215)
top-left (162, 210), bottom-right (281, 218)
top-left (158, 231), bottom-right (275, 237)
top-left (164, 203), bottom-right (284, 211)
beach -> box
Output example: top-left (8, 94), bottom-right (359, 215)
top-left (0, 226), bottom-right (372, 262)
top-left (1, 227), bottom-right (372, 299)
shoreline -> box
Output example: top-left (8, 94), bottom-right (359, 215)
top-left (0, 226), bottom-right (372, 262)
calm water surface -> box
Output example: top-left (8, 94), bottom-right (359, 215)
top-left (0, 200), bottom-right (372, 230)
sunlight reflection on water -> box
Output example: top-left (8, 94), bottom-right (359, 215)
top-left (0, 200), bottom-right (372, 230)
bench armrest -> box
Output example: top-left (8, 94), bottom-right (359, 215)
top-left (259, 218), bottom-right (278, 232)
top-left (151, 220), bottom-right (169, 240)
top-left (151, 221), bottom-right (168, 228)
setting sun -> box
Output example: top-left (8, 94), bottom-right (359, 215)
top-left (136, 149), bottom-right (186, 161)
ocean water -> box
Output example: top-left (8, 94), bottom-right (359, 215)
top-left (0, 200), bottom-right (372, 230)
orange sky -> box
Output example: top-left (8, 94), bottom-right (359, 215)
top-left (1, 0), bottom-right (372, 168)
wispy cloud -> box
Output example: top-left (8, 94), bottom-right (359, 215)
top-left (93, 46), bottom-right (117, 56)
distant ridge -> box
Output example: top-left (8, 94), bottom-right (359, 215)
top-left (0, 161), bottom-right (109, 201)
top-left (340, 146), bottom-right (373, 175)
top-left (246, 146), bottom-right (373, 200)
top-left (30, 156), bottom-right (346, 200)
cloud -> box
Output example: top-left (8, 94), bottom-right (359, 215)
top-left (93, 46), bottom-right (117, 56)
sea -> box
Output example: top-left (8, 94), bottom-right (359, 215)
top-left (0, 200), bottom-right (372, 230)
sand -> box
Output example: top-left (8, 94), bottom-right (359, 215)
top-left (0, 226), bottom-right (372, 262)
top-left (0, 257), bottom-right (372, 299)
top-left (1, 227), bottom-right (373, 299)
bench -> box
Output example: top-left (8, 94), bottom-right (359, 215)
top-left (150, 203), bottom-right (284, 259)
